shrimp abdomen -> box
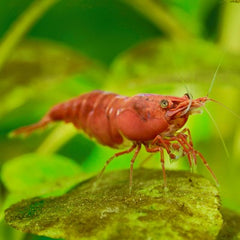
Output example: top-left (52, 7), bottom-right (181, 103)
top-left (12, 91), bottom-right (126, 148)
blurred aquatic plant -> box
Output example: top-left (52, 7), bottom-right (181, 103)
top-left (1, 153), bottom-right (89, 221)
top-left (0, 0), bottom-right (240, 240)
top-left (0, 0), bottom-right (60, 71)
top-left (0, 40), bottom-right (106, 118)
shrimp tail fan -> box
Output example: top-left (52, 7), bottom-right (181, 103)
top-left (10, 115), bottom-right (52, 137)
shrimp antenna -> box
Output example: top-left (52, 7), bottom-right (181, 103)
top-left (207, 56), bottom-right (224, 97)
top-left (181, 78), bottom-right (193, 100)
top-left (203, 106), bottom-right (230, 159)
top-left (184, 84), bottom-right (193, 99)
top-left (179, 79), bottom-right (193, 116)
top-left (209, 98), bottom-right (240, 120)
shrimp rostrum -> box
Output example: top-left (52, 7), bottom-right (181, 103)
top-left (12, 90), bottom-right (218, 191)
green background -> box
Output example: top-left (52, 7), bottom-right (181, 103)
top-left (0, 0), bottom-right (240, 239)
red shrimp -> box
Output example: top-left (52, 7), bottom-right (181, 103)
top-left (12, 90), bottom-right (218, 191)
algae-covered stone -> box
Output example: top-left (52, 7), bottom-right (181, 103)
top-left (5, 169), bottom-right (222, 240)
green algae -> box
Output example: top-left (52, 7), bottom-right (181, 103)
top-left (4, 169), bottom-right (225, 240)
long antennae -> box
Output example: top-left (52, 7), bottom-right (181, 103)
top-left (203, 105), bottom-right (230, 159)
top-left (183, 83), bottom-right (191, 97)
top-left (209, 98), bottom-right (240, 120)
top-left (180, 98), bottom-right (192, 116)
top-left (207, 57), bottom-right (224, 97)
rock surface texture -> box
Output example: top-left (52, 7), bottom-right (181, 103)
top-left (5, 169), bottom-right (234, 240)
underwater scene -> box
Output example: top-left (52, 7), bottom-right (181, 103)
top-left (0, 0), bottom-right (240, 239)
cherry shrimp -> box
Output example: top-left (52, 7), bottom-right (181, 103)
top-left (13, 69), bottom-right (234, 192)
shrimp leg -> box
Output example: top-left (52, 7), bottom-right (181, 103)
top-left (98, 144), bottom-right (137, 180)
top-left (145, 145), bottom-right (166, 188)
top-left (129, 144), bottom-right (141, 193)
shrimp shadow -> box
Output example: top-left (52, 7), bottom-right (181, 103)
top-left (217, 208), bottom-right (240, 240)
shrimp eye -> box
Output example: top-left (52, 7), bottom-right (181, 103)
top-left (160, 99), bottom-right (169, 108)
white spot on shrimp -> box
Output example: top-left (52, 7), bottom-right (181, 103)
top-left (109, 107), bottom-right (113, 115)
top-left (116, 109), bottom-right (122, 116)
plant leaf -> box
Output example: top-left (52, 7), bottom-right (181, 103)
top-left (107, 39), bottom-right (240, 94)
top-left (0, 39), bottom-right (106, 117)
top-left (1, 153), bottom-right (87, 195)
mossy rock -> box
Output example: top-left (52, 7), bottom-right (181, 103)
top-left (4, 169), bottom-right (225, 240)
